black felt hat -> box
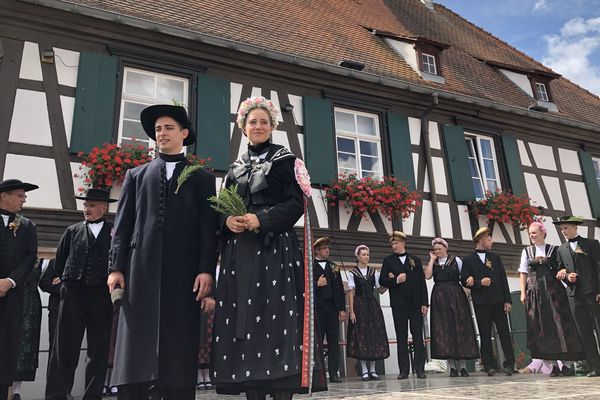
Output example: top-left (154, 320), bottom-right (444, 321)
top-left (552, 216), bottom-right (584, 225)
top-left (75, 188), bottom-right (117, 203)
top-left (140, 105), bottom-right (196, 146)
top-left (0, 179), bottom-right (39, 193)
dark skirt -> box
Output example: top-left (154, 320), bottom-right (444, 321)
top-left (429, 281), bottom-right (479, 360)
top-left (198, 309), bottom-right (215, 367)
top-left (525, 268), bottom-right (584, 360)
top-left (213, 230), bottom-right (326, 395)
top-left (15, 268), bottom-right (42, 381)
top-left (347, 295), bottom-right (389, 361)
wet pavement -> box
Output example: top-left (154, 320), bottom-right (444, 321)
top-left (194, 373), bottom-right (600, 399)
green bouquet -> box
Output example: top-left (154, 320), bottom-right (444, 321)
top-left (209, 184), bottom-right (247, 216)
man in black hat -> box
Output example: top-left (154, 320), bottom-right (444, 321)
top-left (107, 105), bottom-right (217, 400)
top-left (45, 189), bottom-right (117, 400)
top-left (0, 179), bottom-right (38, 400)
top-left (313, 237), bottom-right (346, 383)
top-left (461, 227), bottom-right (514, 377)
top-left (554, 216), bottom-right (600, 377)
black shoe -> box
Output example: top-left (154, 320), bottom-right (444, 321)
top-left (487, 369), bottom-right (497, 376)
top-left (330, 376), bottom-right (342, 383)
top-left (369, 372), bottom-right (380, 380)
top-left (397, 373), bottom-right (409, 379)
top-left (416, 371), bottom-right (426, 379)
top-left (460, 368), bottom-right (469, 377)
top-left (449, 368), bottom-right (458, 377)
top-left (561, 366), bottom-right (574, 376)
top-left (587, 370), bottom-right (600, 377)
top-left (503, 367), bottom-right (513, 376)
top-left (12, 394), bottom-right (21, 400)
top-left (362, 372), bottom-right (370, 381)
top-left (550, 366), bottom-right (562, 377)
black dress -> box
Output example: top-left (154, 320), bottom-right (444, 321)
top-left (429, 256), bottom-right (479, 360)
top-left (522, 245), bottom-right (584, 360)
top-left (346, 266), bottom-right (389, 361)
top-left (15, 260), bottom-right (42, 381)
top-left (213, 144), bottom-right (326, 395)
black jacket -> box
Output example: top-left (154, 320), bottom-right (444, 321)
top-left (460, 251), bottom-right (511, 305)
top-left (379, 253), bottom-right (428, 307)
top-left (556, 237), bottom-right (600, 298)
top-left (313, 259), bottom-right (345, 311)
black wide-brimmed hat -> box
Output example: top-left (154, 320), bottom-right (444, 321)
top-left (140, 105), bottom-right (196, 146)
top-left (0, 179), bottom-right (39, 193)
top-left (552, 216), bottom-right (584, 225)
top-left (75, 188), bottom-right (118, 203)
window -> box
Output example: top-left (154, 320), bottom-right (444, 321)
top-left (535, 82), bottom-right (549, 102)
top-left (334, 108), bottom-right (382, 179)
top-left (421, 52), bottom-right (437, 75)
top-left (118, 67), bottom-right (189, 148)
top-left (594, 158), bottom-right (600, 189)
top-left (465, 134), bottom-right (501, 198)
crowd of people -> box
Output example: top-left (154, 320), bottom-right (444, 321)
top-left (1, 96), bottom-right (599, 400)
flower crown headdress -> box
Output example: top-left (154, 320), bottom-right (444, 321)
top-left (236, 96), bottom-right (279, 130)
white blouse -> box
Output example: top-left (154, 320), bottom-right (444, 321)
top-left (347, 267), bottom-right (381, 290)
top-left (518, 244), bottom-right (547, 274)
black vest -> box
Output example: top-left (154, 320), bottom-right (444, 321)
top-left (62, 221), bottom-right (112, 285)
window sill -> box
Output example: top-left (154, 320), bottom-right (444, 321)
top-left (421, 71), bottom-right (445, 84)
top-left (536, 99), bottom-right (558, 112)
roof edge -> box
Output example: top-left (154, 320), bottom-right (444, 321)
top-left (18, 0), bottom-right (600, 133)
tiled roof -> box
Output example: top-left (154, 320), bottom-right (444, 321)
top-left (55, 0), bottom-right (600, 126)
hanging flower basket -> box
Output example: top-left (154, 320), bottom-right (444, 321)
top-left (467, 190), bottom-right (543, 230)
top-left (325, 173), bottom-right (421, 220)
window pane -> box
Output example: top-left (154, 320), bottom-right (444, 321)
top-left (122, 120), bottom-right (147, 141)
top-left (359, 140), bottom-right (379, 157)
top-left (121, 138), bottom-right (150, 148)
top-left (157, 77), bottom-right (185, 103)
top-left (594, 160), bottom-right (600, 177)
top-left (361, 156), bottom-right (379, 172)
top-left (468, 159), bottom-right (480, 178)
top-left (473, 179), bottom-right (484, 198)
top-left (487, 180), bottom-right (498, 193)
top-left (335, 111), bottom-right (355, 132)
top-left (339, 167), bottom-right (357, 176)
top-left (337, 137), bottom-right (355, 154)
top-left (483, 159), bottom-right (496, 179)
top-left (480, 139), bottom-right (493, 158)
top-left (362, 171), bottom-right (380, 179)
top-left (125, 71), bottom-right (154, 97)
top-left (357, 115), bottom-right (376, 136)
top-left (337, 152), bottom-right (357, 170)
top-left (466, 139), bottom-right (475, 157)
top-left (123, 101), bottom-right (147, 121)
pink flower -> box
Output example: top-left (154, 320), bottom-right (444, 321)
top-left (294, 158), bottom-right (312, 198)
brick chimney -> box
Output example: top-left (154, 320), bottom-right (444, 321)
top-left (420, 0), bottom-right (434, 10)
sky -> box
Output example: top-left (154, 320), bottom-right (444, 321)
top-left (436, 0), bottom-right (600, 96)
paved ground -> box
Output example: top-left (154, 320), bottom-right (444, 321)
top-left (194, 373), bottom-right (600, 399)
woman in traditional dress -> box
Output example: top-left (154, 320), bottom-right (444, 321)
top-left (425, 238), bottom-right (478, 377)
top-left (519, 221), bottom-right (584, 376)
top-left (212, 96), bottom-right (325, 400)
top-left (347, 245), bottom-right (389, 381)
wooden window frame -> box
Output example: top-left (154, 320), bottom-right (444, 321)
top-left (530, 76), bottom-right (553, 102)
top-left (417, 45), bottom-right (441, 76)
top-left (464, 133), bottom-right (502, 199)
top-left (594, 158), bottom-right (600, 190)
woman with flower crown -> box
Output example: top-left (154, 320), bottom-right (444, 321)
top-left (518, 221), bottom-right (583, 377)
top-left (212, 96), bottom-right (326, 400)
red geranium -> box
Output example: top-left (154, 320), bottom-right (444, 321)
top-left (468, 189), bottom-right (543, 230)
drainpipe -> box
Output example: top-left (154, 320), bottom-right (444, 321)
top-left (421, 92), bottom-right (441, 237)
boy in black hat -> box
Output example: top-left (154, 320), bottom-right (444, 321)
top-left (461, 227), bottom-right (514, 376)
top-left (107, 105), bottom-right (217, 400)
top-left (45, 189), bottom-right (117, 400)
top-left (554, 216), bottom-right (600, 377)
top-left (0, 179), bottom-right (38, 400)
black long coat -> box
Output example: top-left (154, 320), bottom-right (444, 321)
top-left (460, 251), bottom-right (511, 305)
top-left (556, 237), bottom-right (600, 298)
top-left (379, 253), bottom-right (428, 307)
top-left (109, 157), bottom-right (218, 387)
top-left (0, 215), bottom-right (37, 385)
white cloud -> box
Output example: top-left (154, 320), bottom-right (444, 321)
top-left (533, 0), bottom-right (548, 11)
top-left (542, 17), bottom-right (600, 96)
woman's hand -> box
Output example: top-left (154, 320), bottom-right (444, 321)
top-left (520, 292), bottom-right (526, 304)
top-left (396, 273), bottom-right (407, 283)
top-left (429, 251), bottom-right (437, 261)
top-left (465, 276), bottom-right (474, 287)
top-left (556, 269), bottom-right (567, 280)
top-left (226, 216), bottom-right (247, 233)
top-left (349, 311), bottom-right (356, 324)
top-left (201, 297), bottom-right (216, 313)
top-left (244, 213), bottom-right (261, 231)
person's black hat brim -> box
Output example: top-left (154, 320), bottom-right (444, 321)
top-left (140, 105), bottom-right (196, 146)
top-left (75, 188), bottom-right (118, 203)
top-left (552, 216), bottom-right (584, 225)
top-left (0, 179), bottom-right (39, 193)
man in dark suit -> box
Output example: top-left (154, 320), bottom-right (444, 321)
top-left (0, 179), bottom-right (38, 400)
top-left (461, 227), bottom-right (514, 376)
top-left (554, 215), bottom-right (600, 377)
top-left (313, 237), bottom-right (346, 383)
top-left (379, 231), bottom-right (428, 379)
top-left (45, 189), bottom-right (117, 400)
top-left (108, 105), bottom-right (217, 400)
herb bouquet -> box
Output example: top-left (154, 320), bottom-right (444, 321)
top-left (209, 184), bottom-right (247, 216)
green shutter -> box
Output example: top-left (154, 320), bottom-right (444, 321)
top-left (441, 124), bottom-right (476, 202)
top-left (70, 52), bottom-right (118, 153)
top-left (303, 96), bottom-right (336, 184)
top-left (501, 135), bottom-right (527, 197)
top-left (387, 112), bottom-right (415, 191)
top-left (195, 75), bottom-right (230, 171)
top-left (578, 150), bottom-right (600, 218)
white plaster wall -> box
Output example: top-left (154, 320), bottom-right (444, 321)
top-left (423, 166), bottom-right (430, 193)
top-left (546, 217), bottom-right (565, 245)
top-left (541, 175), bottom-right (565, 211)
top-left (230, 121), bottom-right (235, 140)
top-left (250, 87), bottom-right (262, 98)
top-left (297, 133), bottom-right (305, 159)
top-left (524, 172), bottom-right (547, 208)
top-left (429, 121), bottom-right (441, 150)
top-left (491, 221), bottom-right (507, 244)
top-left (578, 226), bottom-right (589, 239)
top-left (3, 154), bottom-right (61, 209)
top-left (19, 41), bottom-right (43, 81)
top-left (230, 82), bottom-right (243, 113)
top-left (338, 203), bottom-right (352, 231)
top-left (53, 47), bottom-right (79, 87)
top-left (412, 153), bottom-right (419, 186)
top-left (529, 143), bottom-right (557, 171)
top-left (287, 94), bottom-right (304, 127)
top-left (457, 204), bottom-right (472, 240)
top-left (499, 69), bottom-right (534, 97)
top-left (565, 180), bottom-right (593, 219)
top-left (357, 213), bottom-right (377, 233)
top-left (408, 117), bottom-right (421, 146)
top-left (70, 162), bottom-right (86, 211)
top-left (60, 95), bottom-right (75, 148)
top-left (270, 129), bottom-right (290, 150)
top-left (558, 148), bottom-right (582, 175)
top-left (595, 227), bottom-right (600, 241)
top-left (437, 202), bottom-right (452, 238)
top-left (269, 91), bottom-right (283, 125)
top-left (431, 157), bottom-right (448, 195)
top-left (517, 140), bottom-right (532, 167)
top-left (9, 89), bottom-right (53, 146)
top-left (419, 200), bottom-right (436, 238)
top-left (312, 189), bottom-right (329, 229)
top-left (402, 213), bottom-right (415, 236)
top-left (385, 38), bottom-right (419, 73)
